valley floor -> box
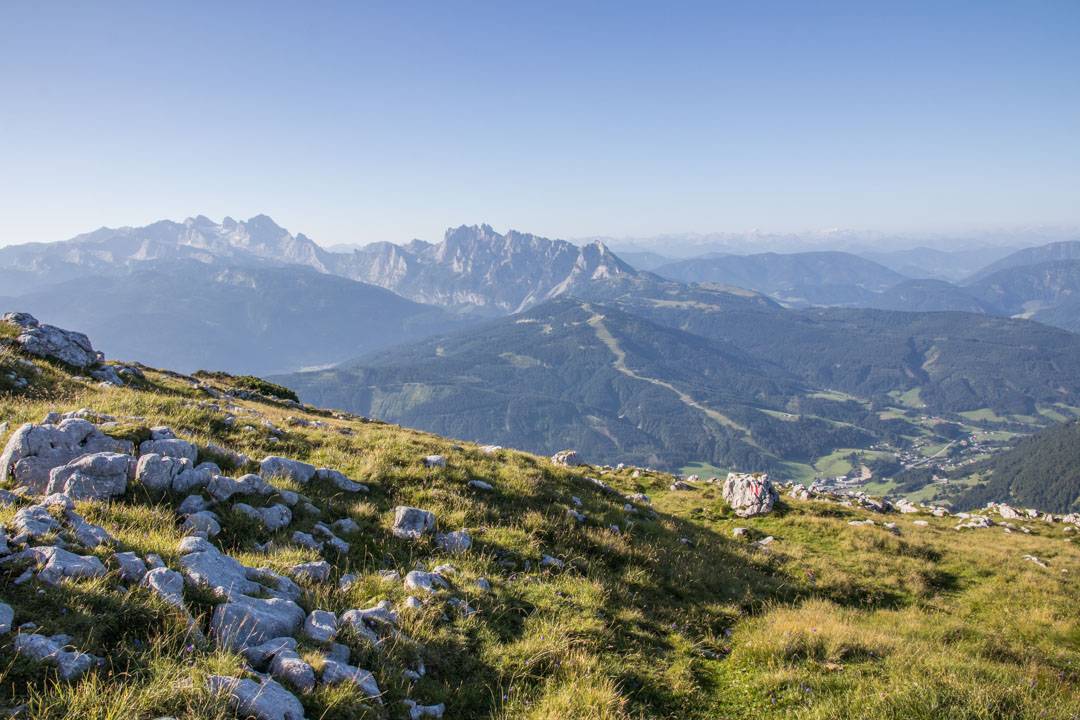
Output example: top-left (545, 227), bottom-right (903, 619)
top-left (0, 354), bottom-right (1078, 719)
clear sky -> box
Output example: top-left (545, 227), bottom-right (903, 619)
top-left (1, 1), bottom-right (1077, 248)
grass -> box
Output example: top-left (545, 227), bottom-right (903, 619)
top-left (1, 347), bottom-right (1079, 719)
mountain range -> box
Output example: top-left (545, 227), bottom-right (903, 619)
top-left (4, 213), bottom-right (1080, 497)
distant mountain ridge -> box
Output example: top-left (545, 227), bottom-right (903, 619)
top-left (0, 214), bottom-right (333, 294)
top-left (653, 251), bottom-right (906, 307)
top-left (1, 216), bottom-right (639, 317)
top-left (965, 240), bottom-right (1080, 283)
top-left (330, 224), bottom-right (637, 314)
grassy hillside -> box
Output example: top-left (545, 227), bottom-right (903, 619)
top-left (2, 325), bottom-right (1079, 719)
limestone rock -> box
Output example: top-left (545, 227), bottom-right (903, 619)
top-left (551, 449), bottom-right (581, 466)
top-left (392, 506), bottom-right (436, 539)
top-left (270, 649), bottom-right (316, 694)
top-left (135, 454), bottom-right (188, 492)
top-left (67, 512), bottom-right (114, 547)
top-left (114, 551), bottom-right (148, 583)
top-left (0, 602), bottom-right (13, 634)
top-left (289, 560), bottom-right (331, 584)
top-left (0, 418), bottom-right (132, 494)
top-left (139, 438), bottom-right (198, 463)
top-left (143, 567), bottom-right (187, 610)
top-left (11, 545), bottom-right (107, 585)
top-left (302, 610), bottom-right (338, 644)
top-left (331, 518), bottom-right (360, 535)
top-left (241, 637), bottom-right (297, 667)
top-left (315, 467), bottom-right (368, 493)
top-left (436, 530), bottom-right (472, 554)
top-left (211, 594), bottom-right (305, 650)
top-left (234, 502), bottom-right (293, 531)
top-left (2, 313), bottom-right (101, 368)
top-left (13, 633), bottom-right (100, 681)
top-left (321, 659), bottom-right (382, 699)
top-left (46, 452), bottom-right (134, 500)
top-left (405, 700), bottom-right (446, 719)
top-left (260, 456), bottom-right (316, 484)
top-left (206, 675), bottom-right (306, 720)
top-left (208, 473), bottom-right (271, 501)
top-left (403, 570), bottom-right (448, 594)
top-left (721, 472), bottom-right (778, 517)
top-left (180, 510), bottom-right (221, 538)
top-left (422, 455), bottom-right (446, 468)
top-left (12, 505), bottom-right (60, 539)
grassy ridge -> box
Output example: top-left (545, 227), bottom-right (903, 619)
top-left (0, 351), bottom-right (1078, 719)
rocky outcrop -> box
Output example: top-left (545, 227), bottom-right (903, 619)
top-left (551, 450), bottom-right (582, 467)
top-left (46, 452), bottom-right (135, 500)
top-left (722, 472), bottom-right (778, 517)
top-left (0, 418), bottom-right (133, 495)
top-left (2, 313), bottom-right (102, 368)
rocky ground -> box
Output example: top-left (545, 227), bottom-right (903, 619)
top-left (0, 314), bottom-right (1078, 720)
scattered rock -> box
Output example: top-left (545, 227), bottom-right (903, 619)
top-left (550, 450), bottom-right (582, 466)
top-left (210, 594), bottom-right (305, 650)
top-left (139, 438), bottom-right (198, 463)
top-left (0, 418), bottom-right (132, 494)
top-left (2, 313), bottom-right (101, 368)
top-left (206, 675), bottom-right (306, 720)
top-left (260, 456), bottom-right (316, 485)
top-left (270, 650), bottom-right (316, 694)
top-left (392, 506), bottom-right (436, 539)
top-left (721, 472), bottom-right (778, 518)
top-left (13, 633), bottom-right (100, 681)
top-left (404, 570), bottom-right (448, 594)
top-left (331, 518), bottom-right (360, 535)
top-left (8, 545), bottom-right (107, 585)
top-left (241, 637), bottom-right (298, 667)
top-left (142, 567), bottom-right (187, 611)
top-left (290, 561), bottom-right (331, 584)
top-left (436, 530), bottom-right (472, 554)
top-left (468, 479), bottom-right (493, 491)
top-left (207, 473), bottom-right (271, 501)
top-left (180, 510), bottom-right (222, 538)
top-left (321, 659), bottom-right (382, 699)
top-left (47, 452), bottom-right (134, 500)
top-left (422, 455), bottom-right (446, 468)
top-left (303, 610), bottom-right (338, 644)
top-left (405, 700), bottom-right (446, 719)
top-left (0, 602), bottom-right (13, 634)
top-left (314, 467), bottom-right (368, 493)
top-left (234, 503), bottom-right (293, 531)
top-left (114, 551), bottom-right (148, 583)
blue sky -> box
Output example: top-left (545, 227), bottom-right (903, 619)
top-left (1, 1), bottom-right (1077, 247)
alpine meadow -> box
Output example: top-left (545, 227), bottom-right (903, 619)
top-left (1, 3), bottom-right (1079, 720)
